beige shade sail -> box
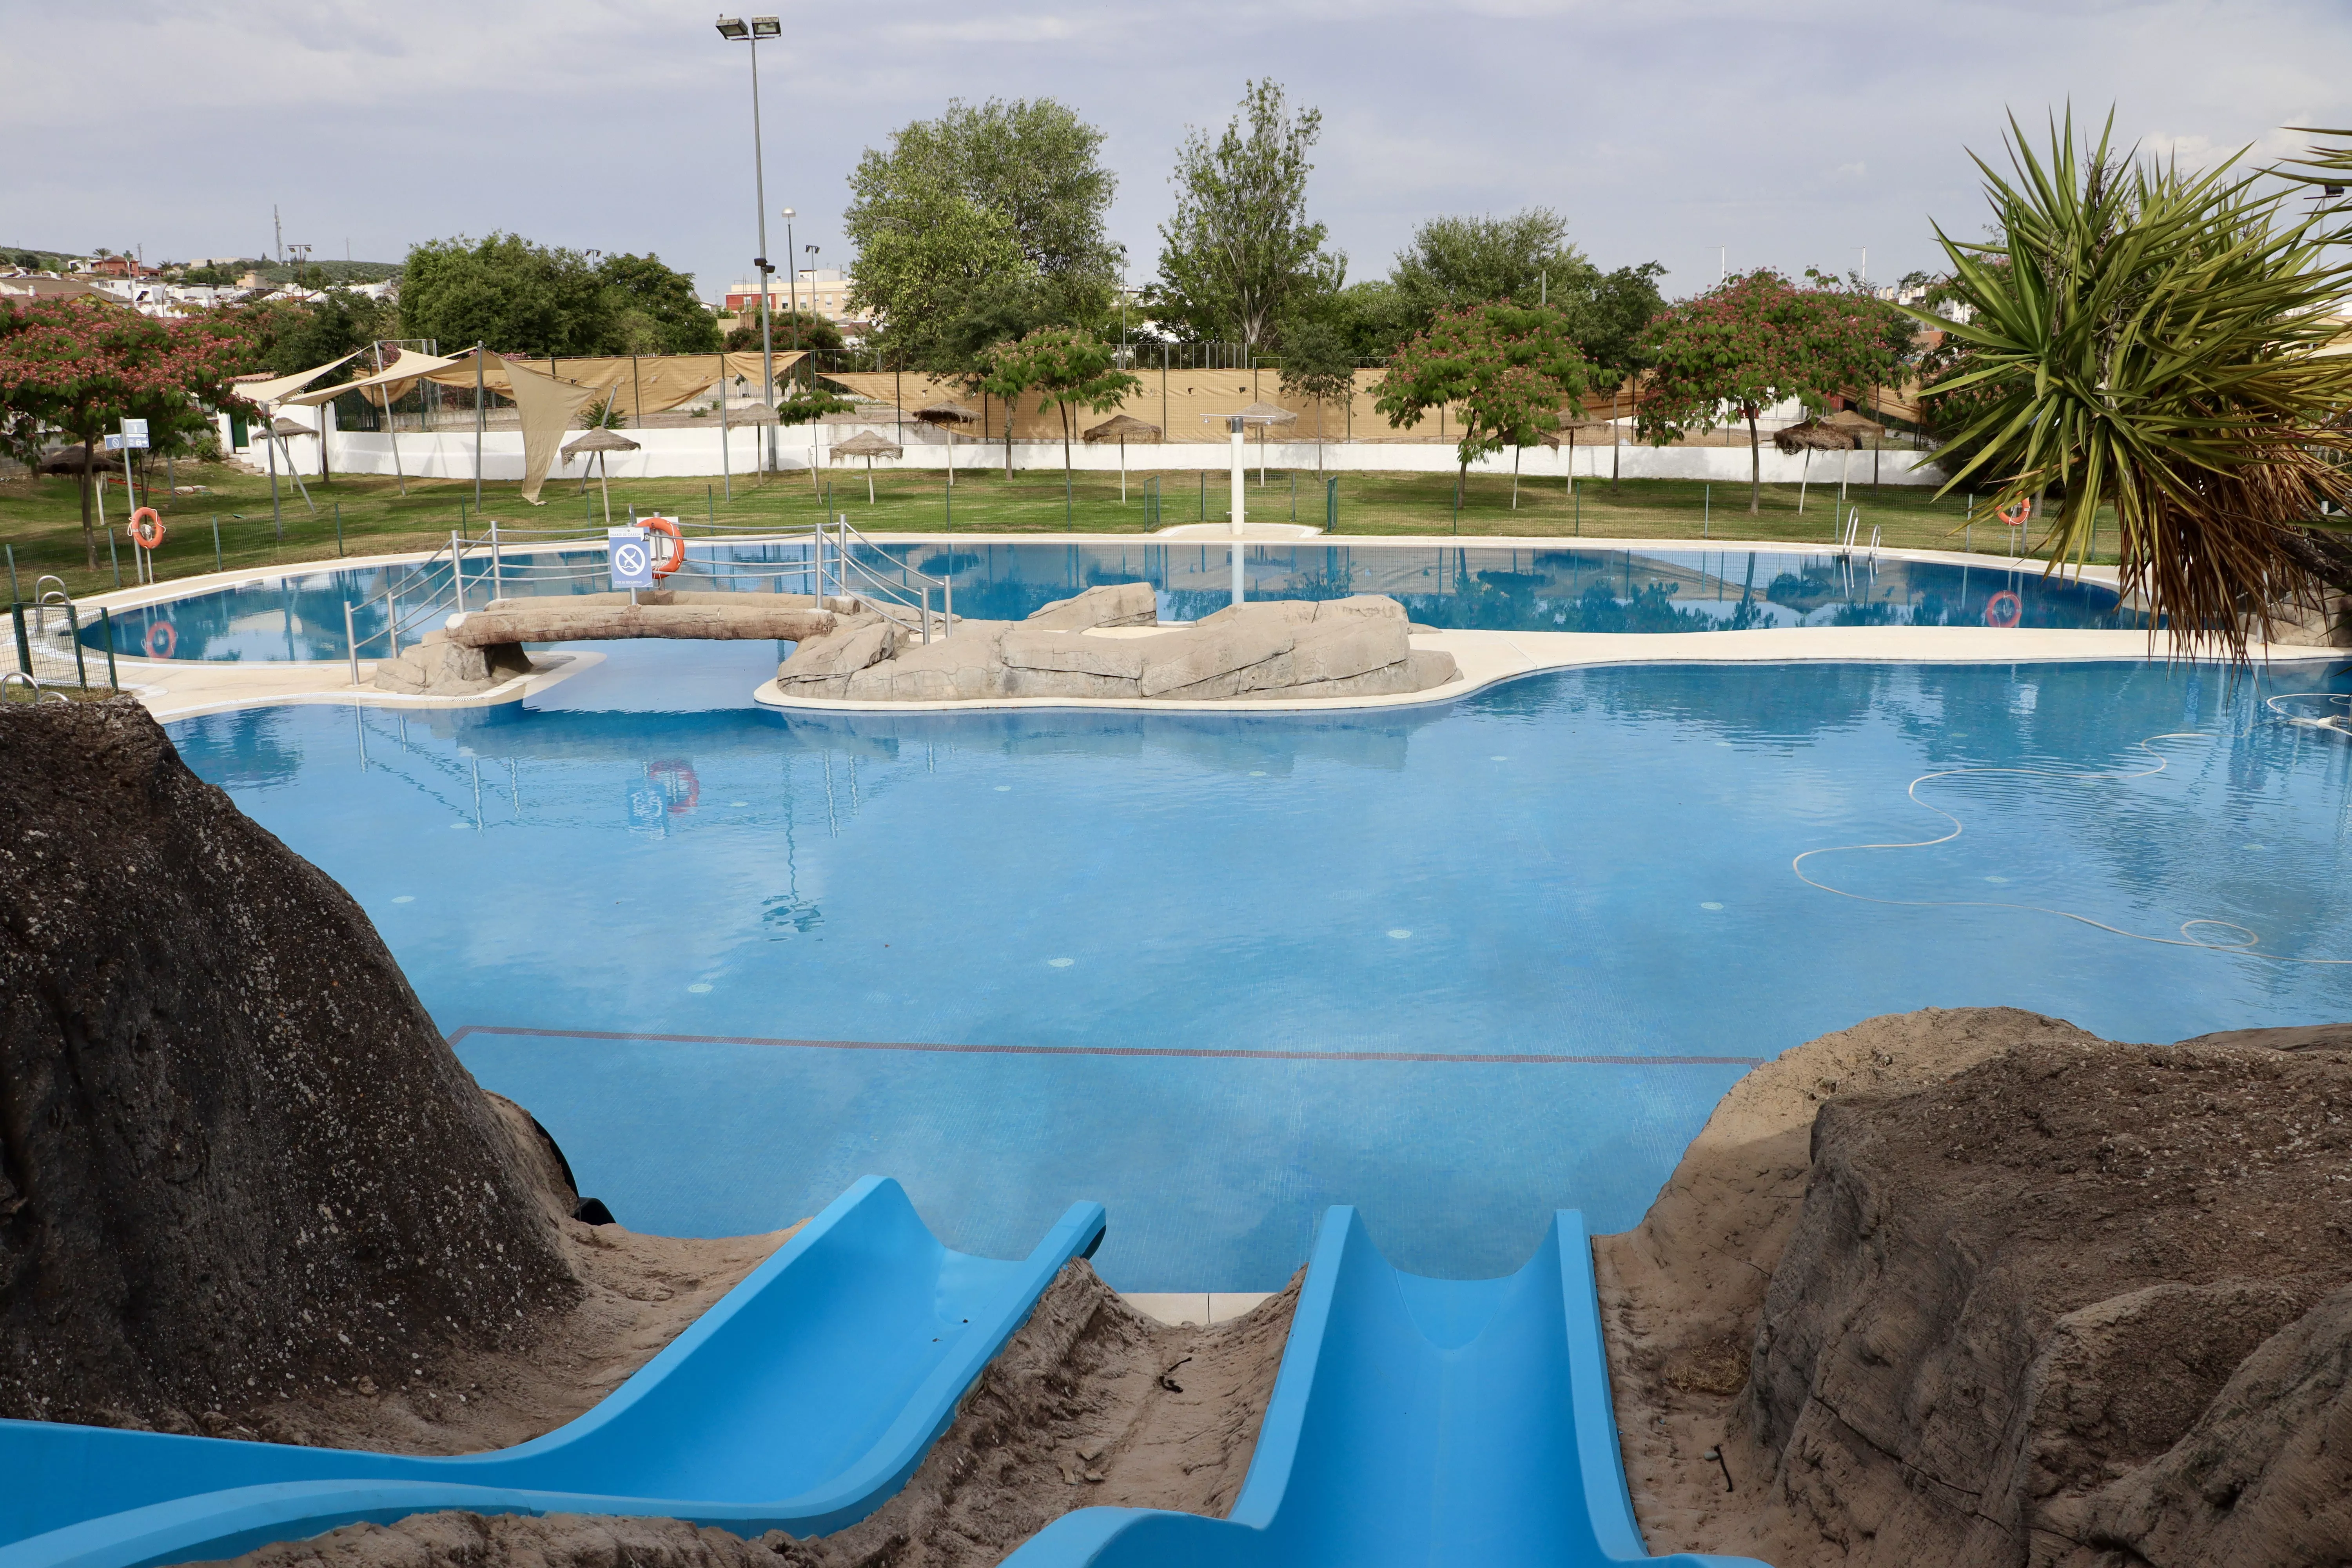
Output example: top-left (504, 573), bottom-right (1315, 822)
top-left (230, 350), bottom-right (366, 410)
top-left (501, 357), bottom-right (601, 503)
top-left (280, 347), bottom-right (465, 410)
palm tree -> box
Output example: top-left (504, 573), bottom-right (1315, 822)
top-left (1918, 111), bottom-right (2352, 655)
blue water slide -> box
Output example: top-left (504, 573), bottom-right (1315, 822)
top-left (998, 1208), bottom-right (1769, 1568)
top-left (0, 1178), bottom-right (1106, 1568)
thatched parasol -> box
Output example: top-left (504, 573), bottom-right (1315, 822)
top-left (563, 426), bottom-right (641, 525)
top-left (829, 429), bottom-right (903, 504)
top-left (1085, 414), bottom-right (1162, 503)
top-left (1774, 417), bottom-right (1862, 515)
top-left (911, 400), bottom-right (980, 486)
top-left (1824, 408), bottom-right (1886, 437)
top-left (731, 401), bottom-right (780, 425)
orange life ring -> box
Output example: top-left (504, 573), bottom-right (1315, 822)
top-left (1996, 499), bottom-right (2031, 527)
top-left (143, 618), bottom-right (178, 658)
top-left (128, 507), bottom-right (165, 550)
top-left (642, 515), bottom-right (684, 578)
top-left (1984, 590), bottom-right (2023, 628)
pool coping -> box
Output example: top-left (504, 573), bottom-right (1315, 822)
top-left (72, 535), bottom-right (2338, 724)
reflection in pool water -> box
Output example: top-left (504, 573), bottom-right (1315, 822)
top-left (169, 650), bottom-right (2351, 1287)
top-left (100, 541), bottom-right (2137, 662)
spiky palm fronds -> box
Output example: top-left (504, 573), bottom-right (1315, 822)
top-left (1916, 111), bottom-right (2352, 655)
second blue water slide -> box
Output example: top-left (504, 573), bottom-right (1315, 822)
top-left (0, 1178), bottom-right (1106, 1568)
top-left (1000, 1208), bottom-right (1770, 1568)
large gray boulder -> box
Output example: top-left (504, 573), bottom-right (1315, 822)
top-left (774, 618), bottom-right (903, 697)
top-left (1137, 617), bottom-right (1297, 699)
top-left (371, 630), bottom-right (533, 696)
top-left (841, 622), bottom-right (1013, 701)
top-left (1023, 582), bottom-right (1158, 632)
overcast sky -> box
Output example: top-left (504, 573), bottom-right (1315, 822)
top-left (7, 0), bottom-right (2349, 303)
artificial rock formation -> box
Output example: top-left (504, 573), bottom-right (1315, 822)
top-left (370, 629), bottom-right (537, 697)
top-left (1735, 1033), bottom-right (2352, 1567)
top-left (0, 699), bottom-right (580, 1431)
top-left (773, 582), bottom-right (1459, 703)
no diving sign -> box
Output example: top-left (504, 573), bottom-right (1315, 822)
top-left (608, 525), bottom-right (652, 589)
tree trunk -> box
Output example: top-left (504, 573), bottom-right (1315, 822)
top-left (1512, 445), bottom-right (1521, 509)
top-left (1748, 410), bottom-right (1762, 513)
top-left (80, 437), bottom-right (96, 570)
top-left (1611, 387), bottom-right (1621, 492)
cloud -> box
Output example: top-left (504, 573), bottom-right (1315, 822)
top-left (3, 0), bottom-right (2348, 299)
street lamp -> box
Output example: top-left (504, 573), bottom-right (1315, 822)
top-left (715, 15), bottom-right (782, 472)
top-left (803, 244), bottom-right (822, 475)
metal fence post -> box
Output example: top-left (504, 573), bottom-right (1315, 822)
top-left (107, 528), bottom-right (122, 589)
top-left (344, 601), bottom-right (359, 687)
top-left (99, 607), bottom-right (118, 690)
top-left (9, 602), bottom-right (30, 678)
top-left (211, 514), bottom-right (223, 573)
top-left (3, 544), bottom-right (15, 603)
top-left (334, 500), bottom-right (344, 556)
top-left (490, 519), bottom-right (502, 602)
top-left (65, 604), bottom-right (88, 689)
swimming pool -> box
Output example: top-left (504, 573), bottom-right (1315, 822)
top-left (167, 646), bottom-right (2352, 1289)
top-left (99, 540), bottom-right (2136, 661)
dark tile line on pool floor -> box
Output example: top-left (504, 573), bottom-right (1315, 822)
top-left (444, 1024), bottom-right (1767, 1067)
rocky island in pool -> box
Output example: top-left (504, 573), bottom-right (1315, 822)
top-left (767, 583), bottom-right (1461, 703)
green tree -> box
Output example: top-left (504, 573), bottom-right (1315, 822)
top-left (971, 334), bottom-right (1042, 477)
top-left (978, 327), bottom-right (1139, 492)
top-left (1389, 209), bottom-right (1599, 334)
top-left (596, 251), bottom-right (720, 354)
top-left (1374, 302), bottom-right (1593, 512)
top-left (1156, 80), bottom-right (1339, 352)
top-left (1919, 113), bottom-right (2352, 652)
top-left (725, 310), bottom-right (844, 361)
top-left (0, 297), bottom-right (253, 567)
top-left (1275, 314), bottom-right (1359, 470)
top-left (230, 289), bottom-right (393, 377)
top-left (1565, 261), bottom-right (1667, 489)
top-left (847, 97), bottom-right (1120, 365)
top-left (1637, 270), bottom-right (1895, 512)
top-left (400, 233), bottom-right (609, 354)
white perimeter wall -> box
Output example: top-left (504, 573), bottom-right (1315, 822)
top-left (280, 406), bottom-right (1947, 488)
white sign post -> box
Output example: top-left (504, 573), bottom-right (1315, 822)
top-left (608, 525), bottom-right (652, 600)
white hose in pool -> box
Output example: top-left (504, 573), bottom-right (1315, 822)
top-left (1792, 730), bottom-right (2352, 965)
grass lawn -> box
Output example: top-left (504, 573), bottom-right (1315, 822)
top-left (0, 456), bottom-right (2105, 603)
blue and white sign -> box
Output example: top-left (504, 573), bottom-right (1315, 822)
top-left (608, 525), bottom-right (653, 590)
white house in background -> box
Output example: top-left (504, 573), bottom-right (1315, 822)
top-left (724, 268), bottom-right (869, 330)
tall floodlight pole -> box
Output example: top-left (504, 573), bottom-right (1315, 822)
top-left (717, 16), bottom-right (782, 474)
top-left (1228, 414), bottom-right (1247, 606)
top-left (805, 243), bottom-right (822, 479)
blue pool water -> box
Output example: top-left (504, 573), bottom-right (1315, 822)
top-left (170, 650), bottom-right (2352, 1289)
top-left (101, 540), bottom-right (2133, 661)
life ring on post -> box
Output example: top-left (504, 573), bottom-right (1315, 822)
top-left (1984, 590), bottom-right (2024, 629)
top-left (143, 618), bottom-right (178, 658)
top-left (642, 515), bottom-right (684, 578)
top-left (1996, 499), bottom-right (2031, 528)
top-left (128, 508), bottom-right (165, 549)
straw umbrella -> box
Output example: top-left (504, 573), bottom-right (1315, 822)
top-left (830, 430), bottom-right (902, 504)
top-left (1773, 418), bottom-right (1861, 514)
top-left (1083, 413), bottom-right (1161, 503)
top-left (1826, 407), bottom-right (1890, 494)
top-left (1234, 401), bottom-right (1296, 485)
top-left (563, 426), bottom-right (641, 526)
top-left (912, 399), bottom-right (980, 489)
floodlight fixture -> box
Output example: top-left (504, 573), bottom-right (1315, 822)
top-left (714, 16), bottom-right (748, 38)
top-left (750, 15), bottom-right (780, 36)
